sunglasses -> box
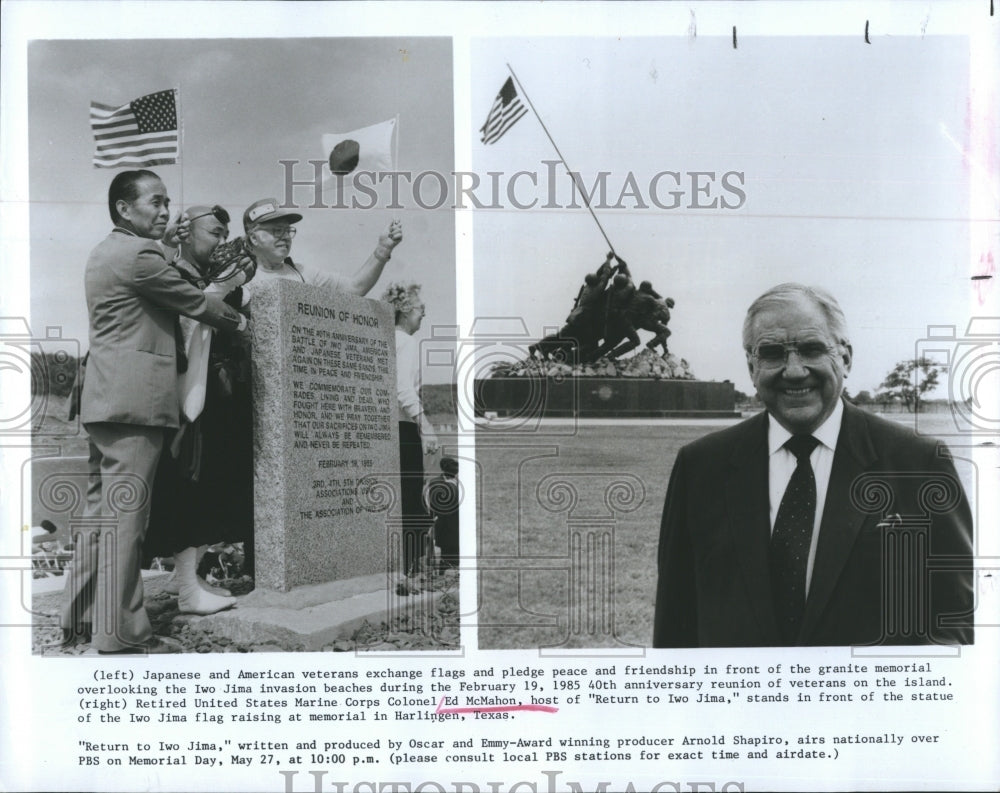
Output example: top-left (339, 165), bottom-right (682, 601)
top-left (186, 205), bottom-right (231, 225)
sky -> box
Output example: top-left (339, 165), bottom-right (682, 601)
top-left (471, 36), bottom-right (994, 396)
top-left (19, 34), bottom-right (998, 396)
top-left (26, 37), bottom-right (456, 382)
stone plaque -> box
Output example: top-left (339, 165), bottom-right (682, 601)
top-left (250, 278), bottom-right (399, 591)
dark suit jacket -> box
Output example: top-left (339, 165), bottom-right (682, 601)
top-left (81, 229), bottom-right (244, 428)
top-left (653, 401), bottom-right (974, 647)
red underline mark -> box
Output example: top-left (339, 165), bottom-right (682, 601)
top-left (436, 696), bottom-right (558, 715)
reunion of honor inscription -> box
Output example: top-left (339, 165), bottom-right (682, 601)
top-left (250, 278), bottom-right (400, 592)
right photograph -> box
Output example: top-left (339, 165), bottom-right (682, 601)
top-left (470, 36), bottom-right (980, 651)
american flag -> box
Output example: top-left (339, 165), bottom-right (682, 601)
top-left (90, 89), bottom-right (180, 168)
top-left (480, 77), bottom-right (528, 145)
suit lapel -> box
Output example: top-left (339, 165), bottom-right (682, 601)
top-left (725, 412), bottom-right (780, 643)
top-left (799, 401), bottom-right (878, 643)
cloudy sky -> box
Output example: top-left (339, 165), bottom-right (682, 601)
top-left (472, 35), bottom-right (993, 396)
top-left (27, 37), bottom-right (455, 381)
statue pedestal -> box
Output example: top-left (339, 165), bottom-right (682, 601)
top-left (475, 377), bottom-right (739, 419)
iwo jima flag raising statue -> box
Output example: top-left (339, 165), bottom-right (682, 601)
top-left (476, 67), bottom-right (733, 418)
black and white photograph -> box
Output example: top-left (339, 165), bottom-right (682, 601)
top-left (471, 36), bottom-right (982, 652)
top-left (1, 3), bottom-right (998, 793)
top-left (20, 36), bottom-right (458, 657)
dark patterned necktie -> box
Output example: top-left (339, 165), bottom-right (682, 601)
top-left (770, 434), bottom-right (820, 644)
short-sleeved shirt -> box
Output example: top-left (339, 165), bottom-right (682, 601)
top-left (243, 259), bottom-right (352, 299)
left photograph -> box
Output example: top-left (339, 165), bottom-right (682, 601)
top-left (25, 38), bottom-right (458, 654)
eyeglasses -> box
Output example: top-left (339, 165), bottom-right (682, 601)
top-left (752, 340), bottom-right (835, 368)
top-left (187, 205), bottom-right (231, 225)
top-left (256, 225), bottom-right (297, 240)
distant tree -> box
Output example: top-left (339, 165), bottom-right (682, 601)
top-left (732, 389), bottom-right (761, 407)
top-left (878, 357), bottom-right (946, 414)
top-left (853, 390), bottom-right (873, 405)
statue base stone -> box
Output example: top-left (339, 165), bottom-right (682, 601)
top-left (475, 377), bottom-right (739, 419)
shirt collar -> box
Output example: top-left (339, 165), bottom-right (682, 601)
top-left (767, 396), bottom-right (844, 456)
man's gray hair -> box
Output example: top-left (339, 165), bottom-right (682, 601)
top-left (742, 283), bottom-right (850, 353)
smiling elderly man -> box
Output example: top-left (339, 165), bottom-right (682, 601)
top-left (240, 197), bottom-right (401, 294)
top-left (653, 283), bottom-right (974, 647)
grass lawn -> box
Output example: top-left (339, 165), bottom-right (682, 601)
top-left (474, 412), bottom-right (978, 650)
top-left (31, 394), bottom-right (457, 459)
top-left (28, 395), bottom-right (976, 651)
top-left (475, 422), bottom-right (715, 650)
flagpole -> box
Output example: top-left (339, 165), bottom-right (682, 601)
top-left (505, 63), bottom-right (617, 256)
top-left (174, 86), bottom-right (184, 210)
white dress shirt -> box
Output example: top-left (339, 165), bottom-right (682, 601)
top-left (767, 397), bottom-right (844, 596)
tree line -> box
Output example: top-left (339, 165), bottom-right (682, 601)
top-left (735, 356), bottom-right (950, 414)
top-left (29, 351), bottom-right (458, 414)
top-left (30, 351), bottom-right (944, 414)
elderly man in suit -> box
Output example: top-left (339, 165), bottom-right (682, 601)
top-left (61, 171), bottom-right (247, 654)
top-left (653, 283), bottom-right (974, 647)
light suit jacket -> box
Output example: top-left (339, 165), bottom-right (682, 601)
top-left (80, 228), bottom-right (243, 427)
